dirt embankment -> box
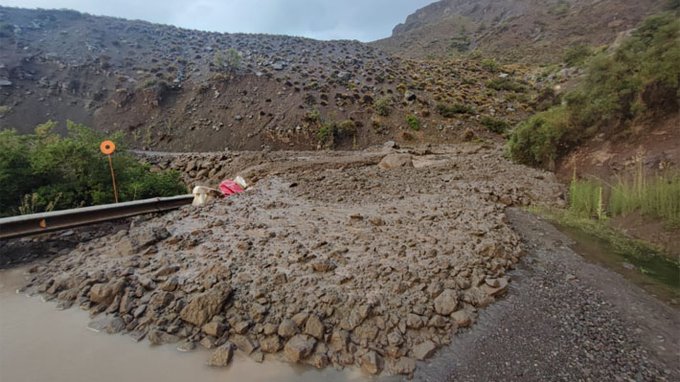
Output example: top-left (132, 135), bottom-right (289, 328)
top-left (557, 113), bottom-right (680, 256)
top-left (19, 143), bottom-right (564, 377)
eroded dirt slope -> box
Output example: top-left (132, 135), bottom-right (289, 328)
top-left (0, 7), bottom-right (536, 151)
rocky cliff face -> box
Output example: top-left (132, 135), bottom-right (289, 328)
top-left (0, 6), bottom-right (536, 152)
top-left (373, 0), bottom-right (667, 62)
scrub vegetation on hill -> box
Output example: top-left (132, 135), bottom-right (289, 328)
top-left (508, 11), bottom-right (680, 169)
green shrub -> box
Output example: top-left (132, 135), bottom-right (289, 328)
top-left (317, 122), bottom-right (333, 143)
top-left (480, 58), bottom-right (499, 72)
top-left (337, 120), bottom-right (356, 135)
top-left (549, 0), bottom-right (570, 16)
top-left (0, 121), bottom-right (186, 217)
top-left (304, 109), bottom-right (321, 123)
top-left (436, 103), bottom-right (475, 117)
top-left (405, 115), bottom-right (421, 131)
top-left (507, 105), bottom-right (572, 168)
top-left (563, 44), bottom-right (593, 67)
top-left (486, 78), bottom-right (527, 92)
top-left (214, 48), bottom-right (241, 72)
top-left (480, 116), bottom-right (510, 133)
top-left (374, 96), bottom-right (392, 116)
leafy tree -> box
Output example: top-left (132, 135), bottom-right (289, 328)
top-left (0, 121), bottom-right (186, 216)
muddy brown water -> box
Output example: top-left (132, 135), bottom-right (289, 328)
top-left (0, 267), bottom-right (366, 382)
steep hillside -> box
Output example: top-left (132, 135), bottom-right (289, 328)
top-left (373, 0), bottom-right (668, 62)
top-left (0, 7), bottom-right (536, 151)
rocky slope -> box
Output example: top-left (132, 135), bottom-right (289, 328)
top-left (0, 6), bottom-right (537, 151)
top-left (373, 0), bottom-right (668, 62)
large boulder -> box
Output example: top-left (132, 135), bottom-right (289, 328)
top-left (433, 289), bottom-right (459, 316)
top-left (283, 334), bottom-right (316, 363)
top-left (412, 340), bottom-right (437, 360)
top-left (360, 350), bottom-right (384, 375)
top-left (207, 343), bottom-right (234, 367)
top-left (89, 279), bottom-right (125, 305)
top-left (180, 283), bottom-right (232, 326)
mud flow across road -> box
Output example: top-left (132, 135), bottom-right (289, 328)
top-left (4, 144), bottom-right (677, 380)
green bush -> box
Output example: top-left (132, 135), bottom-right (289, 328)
top-left (507, 105), bottom-right (572, 168)
top-left (405, 115), bottom-right (421, 131)
top-left (0, 121), bottom-right (186, 217)
top-left (317, 122), bottom-right (333, 143)
top-left (436, 103), bottom-right (476, 117)
top-left (337, 120), bottom-right (357, 135)
top-left (214, 48), bottom-right (241, 72)
top-left (480, 116), bottom-right (511, 134)
top-left (480, 58), bottom-right (499, 72)
top-left (486, 78), bottom-right (527, 92)
top-left (563, 44), bottom-right (593, 67)
top-left (374, 96), bottom-right (392, 116)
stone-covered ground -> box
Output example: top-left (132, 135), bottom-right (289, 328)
top-left (20, 143), bottom-right (564, 377)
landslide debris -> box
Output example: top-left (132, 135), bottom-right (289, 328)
top-left (21, 143), bottom-right (564, 377)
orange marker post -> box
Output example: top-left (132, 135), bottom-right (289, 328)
top-left (100, 140), bottom-right (119, 203)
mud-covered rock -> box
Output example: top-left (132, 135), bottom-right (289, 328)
top-left (360, 351), bottom-right (383, 375)
top-left (378, 154), bottom-right (413, 170)
top-left (284, 335), bottom-right (316, 363)
top-left (207, 343), bottom-right (234, 367)
top-left (413, 340), bottom-right (437, 360)
top-left (180, 284), bottom-right (232, 326)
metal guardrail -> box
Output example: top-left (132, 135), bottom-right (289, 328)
top-left (0, 194), bottom-right (193, 240)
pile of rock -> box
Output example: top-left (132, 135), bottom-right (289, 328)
top-left (22, 145), bottom-right (562, 377)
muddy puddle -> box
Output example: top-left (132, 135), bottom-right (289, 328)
top-left (556, 224), bottom-right (680, 305)
top-left (0, 267), bottom-right (368, 382)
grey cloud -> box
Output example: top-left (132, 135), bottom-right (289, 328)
top-left (0, 0), bottom-right (432, 41)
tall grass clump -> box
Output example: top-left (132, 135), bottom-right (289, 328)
top-left (609, 167), bottom-right (680, 227)
top-left (568, 165), bottom-right (680, 227)
top-left (569, 178), bottom-right (604, 219)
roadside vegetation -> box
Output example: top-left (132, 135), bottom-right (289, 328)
top-left (508, 11), bottom-right (680, 169)
top-left (568, 166), bottom-right (680, 228)
top-left (0, 121), bottom-right (186, 217)
top-left (513, 9), bottom-right (680, 270)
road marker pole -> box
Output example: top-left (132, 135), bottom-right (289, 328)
top-left (100, 140), bottom-right (119, 203)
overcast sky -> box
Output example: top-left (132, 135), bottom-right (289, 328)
top-left (0, 0), bottom-right (433, 41)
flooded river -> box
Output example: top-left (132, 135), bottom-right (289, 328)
top-left (0, 267), bottom-right (366, 382)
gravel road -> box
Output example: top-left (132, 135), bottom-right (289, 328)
top-left (411, 208), bottom-right (679, 381)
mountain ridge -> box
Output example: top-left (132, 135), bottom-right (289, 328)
top-left (373, 0), bottom-right (668, 62)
